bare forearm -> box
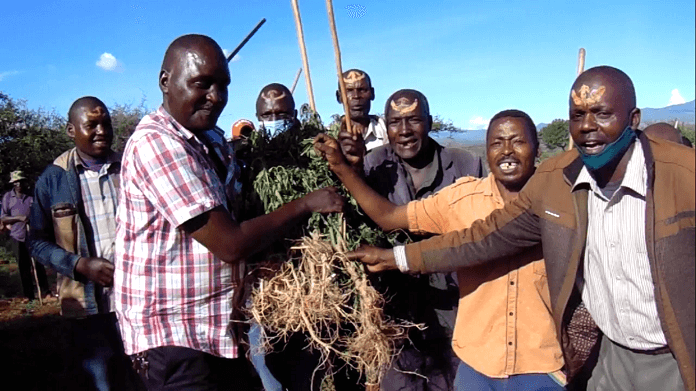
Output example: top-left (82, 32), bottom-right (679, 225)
top-left (1, 216), bottom-right (25, 224)
top-left (333, 165), bottom-right (408, 231)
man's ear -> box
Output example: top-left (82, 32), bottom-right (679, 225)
top-left (630, 108), bottom-right (641, 130)
top-left (369, 87), bottom-right (375, 101)
top-left (294, 109), bottom-right (298, 120)
top-left (336, 90), bottom-right (342, 104)
top-left (427, 115), bottom-right (433, 132)
top-left (66, 123), bottom-right (75, 139)
top-left (159, 70), bottom-right (170, 94)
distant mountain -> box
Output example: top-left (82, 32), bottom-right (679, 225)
top-left (536, 123), bottom-right (548, 132)
top-left (641, 100), bottom-right (694, 124)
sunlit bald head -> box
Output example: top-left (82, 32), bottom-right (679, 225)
top-left (571, 66), bottom-right (636, 113)
top-left (643, 122), bottom-right (685, 145)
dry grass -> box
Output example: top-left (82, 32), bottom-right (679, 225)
top-left (247, 234), bottom-right (419, 386)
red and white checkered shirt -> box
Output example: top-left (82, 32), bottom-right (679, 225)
top-left (114, 106), bottom-right (238, 358)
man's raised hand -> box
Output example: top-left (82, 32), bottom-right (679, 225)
top-left (346, 245), bottom-right (398, 273)
top-left (301, 186), bottom-right (345, 214)
top-left (314, 134), bottom-right (349, 171)
top-left (337, 123), bottom-right (366, 169)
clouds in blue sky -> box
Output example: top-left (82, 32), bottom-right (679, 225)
top-left (0, 71), bottom-right (20, 82)
top-left (96, 53), bottom-right (123, 72)
top-left (669, 89), bottom-right (686, 106)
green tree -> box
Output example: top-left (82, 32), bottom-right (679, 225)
top-left (541, 119), bottom-right (570, 150)
top-left (0, 92), bottom-right (72, 191)
top-left (110, 100), bottom-right (149, 153)
top-left (431, 115), bottom-right (463, 133)
top-left (678, 124), bottom-right (695, 146)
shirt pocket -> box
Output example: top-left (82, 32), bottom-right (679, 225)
top-left (51, 203), bottom-right (77, 253)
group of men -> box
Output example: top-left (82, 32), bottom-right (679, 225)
top-left (5, 32), bottom-right (690, 391)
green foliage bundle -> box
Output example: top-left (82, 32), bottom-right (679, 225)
top-left (541, 119), bottom-right (570, 151)
top-left (237, 104), bottom-right (397, 251)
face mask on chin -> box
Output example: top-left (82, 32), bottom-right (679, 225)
top-left (576, 126), bottom-right (637, 172)
top-left (260, 119), bottom-right (294, 137)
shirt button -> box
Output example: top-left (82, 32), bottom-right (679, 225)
top-left (508, 342), bottom-right (513, 346)
top-left (509, 312), bottom-right (513, 316)
top-left (510, 281), bottom-right (515, 285)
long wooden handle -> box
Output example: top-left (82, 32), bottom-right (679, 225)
top-left (291, 0), bottom-right (317, 112)
top-left (290, 68), bottom-right (303, 94)
top-left (568, 48), bottom-right (586, 150)
top-left (326, 0), bottom-right (354, 135)
top-left (227, 18), bottom-right (266, 63)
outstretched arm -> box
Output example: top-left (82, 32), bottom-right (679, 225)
top-left (184, 187), bottom-right (344, 265)
top-left (314, 133), bottom-right (408, 231)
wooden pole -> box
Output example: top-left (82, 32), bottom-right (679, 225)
top-left (31, 258), bottom-right (43, 305)
top-left (325, 0), bottom-right (354, 135)
top-left (290, 0), bottom-right (317, 112)
top-left (290, 67), bottom-right (303, 94)
top-left (674, 119), bottom-right (679, 129)
top-left (227, 18), bottom-right (266, 63)
top-left (569, 48), bottom-right (586, 150)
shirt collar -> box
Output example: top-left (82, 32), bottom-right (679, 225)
top-left (73, 150), bottom-right (121, 170)
top-left (363, 116), bottom-right (382, 140)
top-left (572, 139), bottom-right (646, 197)
top-left (416, 139), bottom-right (443, 192)
top-left (158, 106), bottom-right (197, 141)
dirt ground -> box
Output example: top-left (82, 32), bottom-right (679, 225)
top-left (0, 260), bottom-right (67, 390)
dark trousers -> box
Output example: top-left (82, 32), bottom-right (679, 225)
top-left (61, 312), bottom-right (144, 391)
top-left (135, 346), bottom-right (260, 391)
top-left (13, 239), bottom-right (49, 300)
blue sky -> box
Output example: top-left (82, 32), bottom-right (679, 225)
top-left (1, 0), bottom-right (694, 137)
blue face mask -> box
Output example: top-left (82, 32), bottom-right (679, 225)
top-left (576, 126), bottom-right (637, 171)
top-left (261, 119), bottom-right (294, 137)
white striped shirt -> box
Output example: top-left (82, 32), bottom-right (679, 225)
top-left (574, 139), bottom-right (667, 350)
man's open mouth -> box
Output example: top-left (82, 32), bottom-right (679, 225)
top-left (498, 160), bottom-right (520, 174)
top-left (581, 140), bottom-right (605, 154)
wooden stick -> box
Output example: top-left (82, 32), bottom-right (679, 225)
top-left (227, 18), bottom-right (266, 63)
top-left (325, 0), bottom-right (354, 135)
top-left (290, 67), bottom-right (303, 94)
top-left (568, 48), bottom-right (586, 150)
top-left (290, 0), bottom-right (317, 112)
top-left (31, 258), bottom-right (43, 305)
top-left (674, 120), bottom-right (679, 129)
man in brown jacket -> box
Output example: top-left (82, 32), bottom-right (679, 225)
top-left (346, 66), bottom-right (695, 391)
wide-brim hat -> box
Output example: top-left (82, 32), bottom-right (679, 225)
top-left (9, 170), bottom-right (26, 183)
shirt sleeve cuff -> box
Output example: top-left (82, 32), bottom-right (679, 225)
top-left (393, 245), bottom-right (410, 273)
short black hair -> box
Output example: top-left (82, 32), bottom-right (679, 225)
top-left (68, 96), bottom-right (107, 124)
top-left (487, 109), bottom-right (539, 150)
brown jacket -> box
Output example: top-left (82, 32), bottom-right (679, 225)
top-left (404, 132), bottom-right (695, 390)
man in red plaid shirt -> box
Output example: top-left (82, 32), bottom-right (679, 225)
top-left (114, 34), bottom-right (344, 390)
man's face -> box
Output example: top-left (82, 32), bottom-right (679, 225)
top-left (256, 89), bottom-right (296, 122)
top-left (487, 117), bottom-right (537, 190)
top-left (386, 96), bottom-right (431, 160)
top-left (569, 79), bottom-right (639, 156)
top-left (13, 180), bottom-right (27, 194)
top-left (67, 104), bottom-right (114, 159)
top-left (161, 46), bottom-right (230, 133)
top-left (338, 71), bottom-right (373, 120)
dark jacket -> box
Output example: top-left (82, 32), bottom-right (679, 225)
top-left (404, 132), bottom-right (695, 390)
top-left (363, 138), bottom-right (483, 341)
top-left (28, 148), bottom-right (121, 317)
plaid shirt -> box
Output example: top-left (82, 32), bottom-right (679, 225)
top-left (114, 106), bottom-right (237, 358)
top-left (76, 154), bottom-right (120, 312)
